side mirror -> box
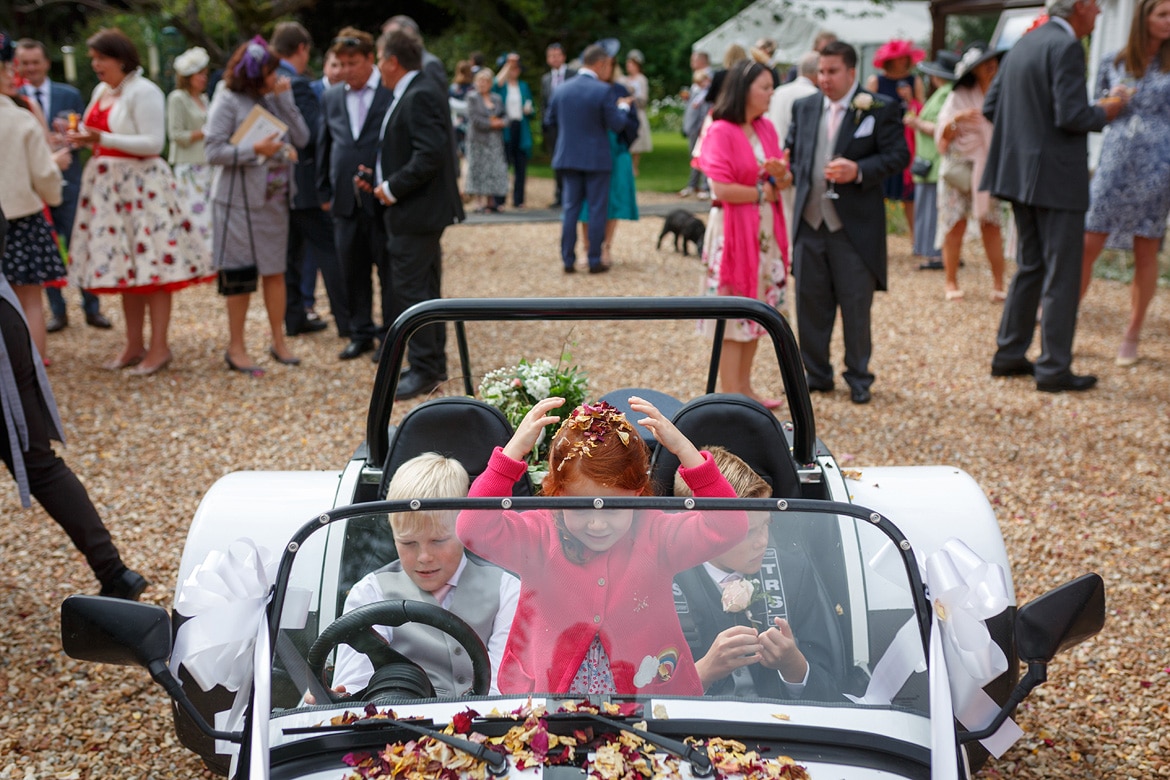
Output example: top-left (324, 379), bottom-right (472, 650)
top-left (959, 573), bottom-right (1106, 745)
top-left (60, 595), bottom-right (243, 744)
top-left (1016, 572), bottom-right (1105, 663)
top-left (61, 595), bottom-right (172, 669)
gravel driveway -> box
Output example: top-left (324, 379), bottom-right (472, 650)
top-left (1, 182), bottom-right (1166, 779)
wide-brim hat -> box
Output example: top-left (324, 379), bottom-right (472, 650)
top-left (174, 46), bottom-right (210, 77)
top-left (954, 43), bottom-right (1003, 87)
top-left (873, 39), bottom-right (925, 69)
top-left (918, 50), bottom-right (960, 81)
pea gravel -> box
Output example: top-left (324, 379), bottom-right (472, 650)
top-left (1, 180), bottom-right (1167, 779)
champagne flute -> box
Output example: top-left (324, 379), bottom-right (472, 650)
top-left (823, 155), bottom-right (843, 200)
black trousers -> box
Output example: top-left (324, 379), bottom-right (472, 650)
top-left (287, 207), bottom-right (349, 337)
top-left (333, 211), bottom-right (389, 343)
top-left (386, 228), bottom-right (447, 378)
top-left (0, 299), bottom-right (124, 586)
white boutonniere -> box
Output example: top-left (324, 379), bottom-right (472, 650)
top-left (851, 92), bottom-right (882, 122)
top-left (721, 579), bottom-right (755, 613)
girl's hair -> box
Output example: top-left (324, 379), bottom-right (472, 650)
top-left (87, 28), bottom-right (141, 74)
top-left (1117, 0), bottom-right (1170, 76)
top-left (223, 36), bottom-right (278, 97)
top-left (540, 402), bottom-right (651, 497)
top-left (712, 58), bottom-right (770, 125)
top-left (673, 445), bottom-right (769, 499)
top-left (385, 452), bottom-right (470, 538)
top-left (723, 43), bottom-right (748, 69)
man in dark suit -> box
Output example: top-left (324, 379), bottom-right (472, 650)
top-left (363, 27), bottom-right (464, 400)
top-left (540, 43), bottom-right (575, 208)
top-left (317, 28), bottom-right (393, 360)
top-left (786, 41), bottom-right (909, 404)
top-left (15, 39), bottom-right (110, 332)
top-left (272, 22), bottom-right (344, 339)
top-left (981, 0), bottom-right (1125, 393)
top-left (548, 43), bottom-right (630, 274)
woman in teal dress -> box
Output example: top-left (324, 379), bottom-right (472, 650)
top-left (579, 79), bottom-right (640, 267)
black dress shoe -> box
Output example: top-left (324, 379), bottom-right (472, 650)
top-left (588, 263), bottom-right (612, 274)
top-left (806, 381), bottom-right (834, 393)
top-left (850, 386), bottom-right (872, 404)
top-left (46, 313), bottom-right (68, 333)
top-left (395, 370), bottom-right (445, 400)
top-left (85, 311), bottom-right (113, 329)
top-left (918, 259), bottom-right (944, 271)
top-left (1037, 373), bottom-right (1097, 393)
top-left (339, 339), bottom-right (375, 360)
top-left (563, 265), bottom-right (576, 274)
top-left (288, 318), bottom-right (328, 336)
top-left (990, 358), bottom-right (1035, 377)
top-left (99, 568), bottom-right (149, 601)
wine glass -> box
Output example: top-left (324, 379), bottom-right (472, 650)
top-left (823, 155), bottom-right (843, 200)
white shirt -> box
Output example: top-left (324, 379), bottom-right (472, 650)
top-left (22, 78), bottom-right (52, 117)
top-left (821, 83), bottom-right (863, 183)
top-left (375, 70), bottom-right (420, 200)
top-left (702, 561), bottom-right (808, 692)
top-left (331, 553), bottom-right (520, 694)
top-left (345, 68), bottom-right (382, 140)
top-left (1049, 15), bottom-right (1076, 38)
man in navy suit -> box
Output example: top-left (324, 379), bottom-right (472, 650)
top-left (547, 43), bottom-right (631, 273)
top-left (540, 43), bottom-right (576, 208)
top-left (317, 28), bottom-right (393, 360)
top-left (362, 27), bottom-right (464, 399)
top-left (786, 41), bottom-right (908, 404)
top-left (15, 39), bottom-right (110, 332)
top-left (982, 0), bottom-right (1125, 393)
top-left (272, 22), bottom-right (346, 339)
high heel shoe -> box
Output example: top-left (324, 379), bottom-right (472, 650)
top-left (225, 351), bottom-right (265, 377)
top-left (945, 289), bottom-right (964, 301)
top-left (128, 353), bottom-right (172, 376)
top-left (269, 347), bottom-right (301, 366)
top-left (103, 352), bottom-right (145, 371)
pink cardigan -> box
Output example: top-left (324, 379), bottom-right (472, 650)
top-left (698, 117), bottom-right (788, 300)
top-left (457, 448), bottom-right (746, 695)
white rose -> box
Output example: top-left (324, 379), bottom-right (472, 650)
top-left (852, 93), bottom-right (874, 111)
top-left (721, 579), bottom-right (755, 613)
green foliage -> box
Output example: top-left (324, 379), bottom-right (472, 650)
top-left (528, 130), bottom-right (693, 193)
top-left (946, 12), bottom-right (1001, 51)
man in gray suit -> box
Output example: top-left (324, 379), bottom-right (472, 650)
top-left (540, 43), bottom-right (576, 208)
top-left (982, 0), bottom-right (1126, 392)
top-left (786, 41), bottom-right (909, 404)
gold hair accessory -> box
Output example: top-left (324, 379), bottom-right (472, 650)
top-left (554, 401), bottom-right (634, 471)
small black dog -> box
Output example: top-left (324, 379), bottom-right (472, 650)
top-left (657, 209), bottom-right (706, 257)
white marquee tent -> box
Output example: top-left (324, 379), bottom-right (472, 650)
top-left (693, 0), bottom-right (932, 78)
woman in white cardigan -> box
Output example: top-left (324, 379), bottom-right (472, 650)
top-left (66, 28), bottom-right (214, 375)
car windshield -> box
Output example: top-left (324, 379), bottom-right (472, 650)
top-left (262, 498), bottom-right (931, 769)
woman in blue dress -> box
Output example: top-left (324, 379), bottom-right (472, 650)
top-left (1081, 0), bottom-right (1170, 366)
top-left (579, 76), bottom-right (640, 268)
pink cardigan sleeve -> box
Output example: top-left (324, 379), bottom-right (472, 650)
top-left (457, 447), bottom-right (553, 575)
top-left (649, 451), bottom-right (748, 573)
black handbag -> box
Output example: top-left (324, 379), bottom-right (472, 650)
top-left (215, 148), bottom-right (259, 297)
top-left (910, 156), bottom-right (933, 178)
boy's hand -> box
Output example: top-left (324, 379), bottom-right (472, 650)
top-left (758, 617), bottom-right (809, 684)
top-left (503, 396), bottom-right (565, 461)
top-left (694, 625), bottom-right (761, 688)
top-left (629, 395), bottom-right (703, 468)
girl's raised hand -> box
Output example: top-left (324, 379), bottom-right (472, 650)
top-left (503, 396), bottom-right (565, 462)
top-left (629, 396), bottom-right (704, 469)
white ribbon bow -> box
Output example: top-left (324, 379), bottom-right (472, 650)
top-left (849, 538), bottom-right (1023, 779)
top-left (171, 539), bottom-right (276, 780)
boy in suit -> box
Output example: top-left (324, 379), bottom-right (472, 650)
top-left (15, 38), bottom-right (109, 332)
top-left (785, 41), bottom-right (909, 405)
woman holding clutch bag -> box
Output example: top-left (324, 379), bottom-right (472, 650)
top-left (66, 28), bottom-right (214, 375)
top-left (205, 36), bottom-right (309, 376)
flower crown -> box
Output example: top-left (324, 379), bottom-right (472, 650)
top-left (553, 401), bottom-right (635, 471)
top-left (234, 36), bottom-right (271, 80)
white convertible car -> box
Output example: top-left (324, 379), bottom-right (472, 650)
top-left (61, 297), bottom-right (1103, 780)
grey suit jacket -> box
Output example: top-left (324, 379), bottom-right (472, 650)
top-left (786, 89), bottom-right (909, 291)
top-left (980, 20), bottom-right (1107, 211)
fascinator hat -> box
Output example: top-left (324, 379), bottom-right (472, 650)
top-left (174, 46), bottom-right (210, 77)
top-left (872, 39), bottom-right (926, 69)
top-left (234, 35), bottom-right (273, 80)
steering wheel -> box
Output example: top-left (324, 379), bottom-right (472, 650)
top-left (306, 599), bottom-right (491, 702)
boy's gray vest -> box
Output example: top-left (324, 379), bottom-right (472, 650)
top-left (374, 555), bottom-right (503, 696)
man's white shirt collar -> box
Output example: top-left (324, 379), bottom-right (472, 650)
top-left (823, 82), bottom-right (859, 113)
top-left (578, 66), bottom-right (599, 80)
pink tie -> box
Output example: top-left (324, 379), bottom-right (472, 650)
top-left (430, 583), bottom-right (453, 605)
top-left (826, 102), bottom-right (843, 142)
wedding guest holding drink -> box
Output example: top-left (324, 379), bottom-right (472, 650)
top-left (1080, 0), bottom-right (1170, 366)
top-left (493, 52), bottom-right (534, 209)
top-left (67, 28), bottom-right (215, 375)
top-left (204, 36), bottom-right (310, 376)
top-left (167, 46), bottom-right (213, 256)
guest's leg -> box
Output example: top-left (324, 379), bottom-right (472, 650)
top-left (307, 210), bottom-right (347, 336)
top-left (794, 226), bottom-right (835, 388)
top-left (225, 292), bottom-right (253, 366)
top-left (119, 292), bottom-right (148, 365)
top-left (263, 273), bottom-right (296, 361)
top-left (561, 171), bottom-right (585, 269)
top-left (513, 151), bottom-right (528, 208)
top-left (1080, 231), bottom-right (1108, 299)
top-left (1124, 236), bottom-right (1161, 344)
top-left (81, 289), bottom-right (101, 317)
top-left (1033, 207), bottom-right (1085, 381)
top-left (995, 204), bottom-right (1043, 363)
top-left (980, 222), bottom-right (1006, 294)
top-left (334, 216), bottom-right (376, 343)
top-left (13, 284), bottom-right (49, 361)
top-left (825, 230), bottom-right (875, 392)
top-left (142, 291), bottom-right (172, 368)
top-left (902, 197), bottom-right (915, 246)
top-left (45, 286), bottom-right (67, 321)
top-left (942, 218), bottom-right (965, 295)
top-left (584, 172), bottom-right (611, 268)
top-left (284, 214), bottom-right (308, 335)
top-left (387, 231), bottom-right (446, 377)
